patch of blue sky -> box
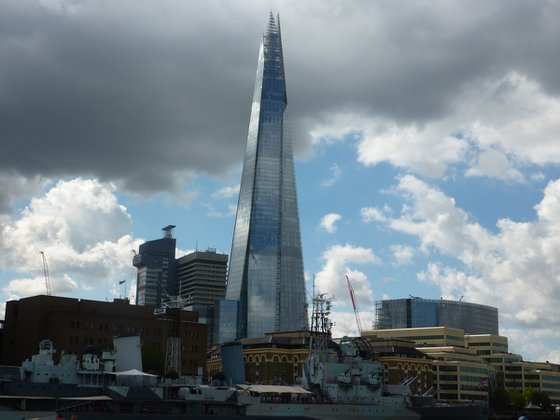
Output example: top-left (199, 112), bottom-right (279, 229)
top-left (118, 183), bottom-right (234, 256)
top-left (439, 165), bottom-right (560, 233)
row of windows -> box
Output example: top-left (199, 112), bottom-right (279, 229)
top-left (467, 341), bottom-right (506, 348)
top-left (542, 375), bottom-right (560, 382)
top-left (66, 322), bottom-right (200, 338)
top-left (397, 335), bottom-right (444, 341)
top-left (460, 375), bottom-right (487, 383)
top-left (461, 384), bottom-right (488, 391)
top-left (244, 355), bottom-right (300, 363)
top-left (397, 363), bottom-right (429, 371)
top-left (461, 366), bottom-right (488, 374)
top-left (505, 381), bottom-right (523, 387)
top-left (447, 335), bottom-right (464, 342)
top-left (68, 336), bottom-right (110, 345)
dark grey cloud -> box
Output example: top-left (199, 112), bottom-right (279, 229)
top-left (285, 1), bottom-right (560, 125)
top-left (1, 0), bottom-right (559, 210)
top-left (0, 1), bottom-right (261, 198)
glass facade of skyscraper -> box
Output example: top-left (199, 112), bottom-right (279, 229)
top-left (133, 236), bottom-right (176, 307)
top-left (374, 298), bottom-right (499, 335)
top-left (223, 14), bottom-right (307, 341)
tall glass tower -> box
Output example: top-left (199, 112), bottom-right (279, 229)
top-left (224, 14), bottom-right (307, 340)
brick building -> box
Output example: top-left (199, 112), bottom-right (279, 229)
top-left (207, 331), bottom-right (312, 385)
top-left (0, 295), bottom-right (207, 376)
top-left (369, 338), bottom-right (434, 396)
top-left (207, 331), bottom-right (434, 390)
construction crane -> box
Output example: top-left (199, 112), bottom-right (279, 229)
top-left (345, 275), bottom-right (364, 336)
top-left (40, 251), bottom-right (52, 296)
top-left (153, 279), bottom-right (183, 379)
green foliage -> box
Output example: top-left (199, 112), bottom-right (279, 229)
top-left (523, 387), bottom-right (551, 412)
top-left (508, 389), bottom-right (526, 410)
top-left (489, 388), bottom-right (511, 411)
top-left (490, 387), bottom-right (552, 413)
top-left (523, 387), bottom-right (536, 402)
top-left (141, 345), bottom-right (165, 376)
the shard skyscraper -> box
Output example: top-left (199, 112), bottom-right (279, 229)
top-left (222, 14), bottom-right (307, 341)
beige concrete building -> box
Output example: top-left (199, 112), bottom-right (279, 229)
top-left (364, 326), bottom-right (560, 404)
top-left (364, 327), bottom-right (491, 402)
top-left (466, 334), bottom-right (560, 404)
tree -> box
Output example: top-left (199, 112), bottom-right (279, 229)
top-left (489, 388), bottom-right (511, 411)
top-left (523, 387), bottom-right (551, 412)
top-left (508, 389), bottom-right (526, 410)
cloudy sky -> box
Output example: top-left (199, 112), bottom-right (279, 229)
top-left (1, 0), bottom-right (559, 363)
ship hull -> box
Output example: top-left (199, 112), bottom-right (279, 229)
top-left (246, 401), bottom-right (420, 419)
top-left (411, 402), bottom-right (489, 419)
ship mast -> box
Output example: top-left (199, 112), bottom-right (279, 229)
top-left (309, 291), bottom-right (335, 362)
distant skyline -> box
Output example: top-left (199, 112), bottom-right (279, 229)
top-left (1, 1), bottom-right (559, 363)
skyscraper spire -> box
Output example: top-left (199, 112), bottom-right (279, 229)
top-left (221, 14), bottom-right (307, 341)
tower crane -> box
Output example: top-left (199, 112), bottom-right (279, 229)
top-left (154, 279), bottom-right (183, 379)
top-left (345, 275), bottom-right (364, 336)
top-left (40, 251), bottom-right (52, 296)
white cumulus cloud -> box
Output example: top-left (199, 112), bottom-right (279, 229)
top-left (314, 243), bottom-right (380, 336)
top-left (319, 213), bottom-right (342, 233)
top-left (212, 185), bottom-right (240, 199)
top-left (0, 178), bottom-right (142, 302)
top-left (361, 206), bottom-right (387, 223)
top-left (385, 175), bottom-right (560, 361)
top-left (390, 244), bottom-right (415, 266)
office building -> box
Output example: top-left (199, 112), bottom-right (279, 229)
top-left (465, 333), bottom-right (509, 356)
top-left (364, 327), bottom-right (492, 402)
top-left (466, 334), bottom-right (560, 404)
top-left (176, 249), bottom-right (227, 346)
top-left (0, 295), bottom-right (207, 376)
top-left (366, 325), bottom-right (560, 404)
top-left (374, 297), bottom-right (499, 335)
top-left (176, 249), bottom-right (227, 307)
top-left (133, 225), bottom-right (177, 307)
top-left (222, 14), bottom-right (307, 342)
